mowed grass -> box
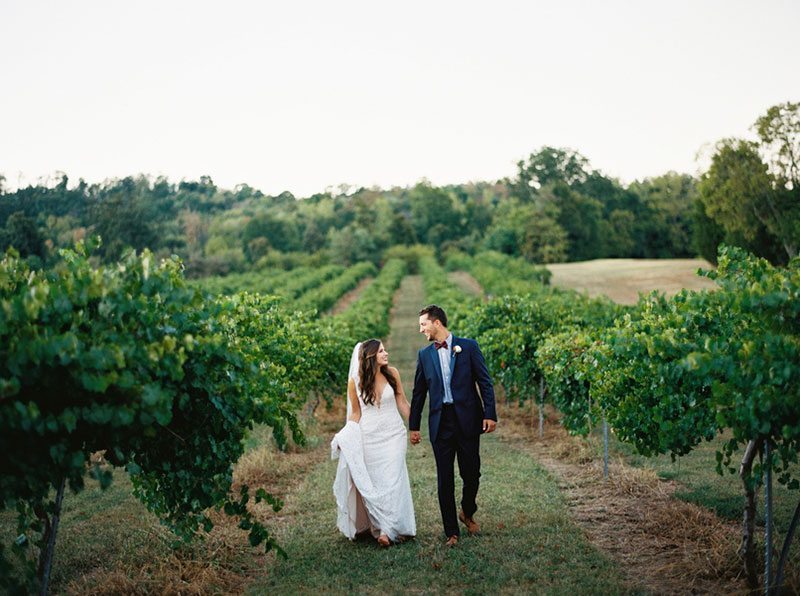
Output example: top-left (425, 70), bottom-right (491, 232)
top-left (546, 258), bottom-right (717, 305)
top-left (251, 430), bottom-right (628, 595)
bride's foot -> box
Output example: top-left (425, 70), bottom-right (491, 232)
top-left (377, 534), bottom-right (391, 547)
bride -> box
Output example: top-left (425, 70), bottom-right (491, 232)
top-left (331, 339), bottom-right (416, 546)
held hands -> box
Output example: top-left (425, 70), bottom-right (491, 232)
top-left (411, 423), bottom-right (495, 443)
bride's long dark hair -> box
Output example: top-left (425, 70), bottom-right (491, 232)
top-left (359, 339), bottom-right (398, 406)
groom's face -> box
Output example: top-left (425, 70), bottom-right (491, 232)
top-left (419, 314), bottom-right (439, 341)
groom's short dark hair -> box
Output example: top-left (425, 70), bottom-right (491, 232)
top-left (419, 305), bottom-right (448, 327)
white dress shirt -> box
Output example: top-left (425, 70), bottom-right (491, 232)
top-left (436, 333), bottom-right (454, 404)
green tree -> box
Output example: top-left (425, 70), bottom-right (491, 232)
top-left (464, 196), bottom-right (494, 237)
top-left (692, 198), bottom-right (726, 263)
top-left (521, 212), bottom-right (570, 263)
top-left (755, 101), bottom-right (800, 187)
top-left (2, 211), bottom-right (46, 258)
top-left (699, 102), bottom-right (800, 262)
top-left (484, 200), bottom-right (568, 263)
top-left (693, 196), bottom-right (784, 265)
top-left (512, 146), bottom-right (591, 202)
top-left (89, 177), bottom-right (160, 261)
top-left (385, 211), bottom-right (417, 246)
top-left (409, 183), bottom-right (462, 243)
top-left (483, 221), bottom-right (518, 256)
top-left (699, 139), bottom-right (797, 261)
top-left (328, 224), bottom-right (381, 265)
top-left (630, 172), bottom-right (697, 258)
top-left (242, 212), bottom-right (301, 258)
top-left (602, 209), bottom-right (637, 257)
top-left (541, 183), bottom-right (602, 261)
top-left (301, 221), bottom-right (327, 252)
top-left (247, 237), bottom-right (271, 262)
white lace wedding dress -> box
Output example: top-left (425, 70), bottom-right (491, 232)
top-left (332, 383), bottom-right (416, 541)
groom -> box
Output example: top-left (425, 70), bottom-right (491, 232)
top-left (409, 304), bottom-right (497, 547)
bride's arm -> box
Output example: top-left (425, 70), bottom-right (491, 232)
top-left (390, 367), bottom-right (411, 421)
top-left (347, 378), bottom-right (361, 423)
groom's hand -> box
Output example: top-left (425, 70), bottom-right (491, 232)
top-left (482, 419), bottom-right (497, 433)
top-left (409, 430), bottom-right (421, 445)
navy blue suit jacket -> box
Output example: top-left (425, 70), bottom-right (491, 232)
top-left (410, 337), bottom-right (496, 444)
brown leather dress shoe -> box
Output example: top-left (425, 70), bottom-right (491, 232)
top-left (445, 535), bottom-right (459, 547)
top-left (458, 510), bottom-right (480, 535)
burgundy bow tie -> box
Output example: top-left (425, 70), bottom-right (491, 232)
top-left (434, 340), bottom-right (448, 350)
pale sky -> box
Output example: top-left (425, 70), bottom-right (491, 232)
top-left (2, 0), bottom-right (799, 197)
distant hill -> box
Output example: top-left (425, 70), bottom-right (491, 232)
top-left (545, 258), bottom-right (716, 305)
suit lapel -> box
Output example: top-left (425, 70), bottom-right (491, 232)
top-left (428, 344), bottom-right (444, 404)
top-left (428, 344), bottom-right (444, 387)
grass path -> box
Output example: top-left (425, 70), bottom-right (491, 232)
top-left (249, 276), bottom-right (629, 594)
top-left (447, 271), bottom-right (484, 298)
top-left (329, 276), bottom-right (375, 315)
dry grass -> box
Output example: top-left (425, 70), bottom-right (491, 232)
top-left (235, 402), bottom-right (344, 493)
top-left (546, 258), bottom-right (717, 304)
top-left (66, 548), bottom-right (248, 595)
top-left (60, 496), bottom-right (263, 595)
top-left (498, 401), bottom-right (749, 594)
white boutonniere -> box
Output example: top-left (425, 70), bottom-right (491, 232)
top-left (453, 345), bottom-right (462, 354)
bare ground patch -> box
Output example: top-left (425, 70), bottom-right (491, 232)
top-left (497, 402), bottom-right (748, 595)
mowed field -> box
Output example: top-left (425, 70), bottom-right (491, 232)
top-left (546, 258), bottom-right (717, 304)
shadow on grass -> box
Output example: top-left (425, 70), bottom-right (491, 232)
top-left (673, 487), bottom-right (744, 522)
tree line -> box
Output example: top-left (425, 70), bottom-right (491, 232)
top-left (1, 102), bottom-right (797, 273)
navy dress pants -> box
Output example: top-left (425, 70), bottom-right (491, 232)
top-left (432, 404), bottom-right (481, 538)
